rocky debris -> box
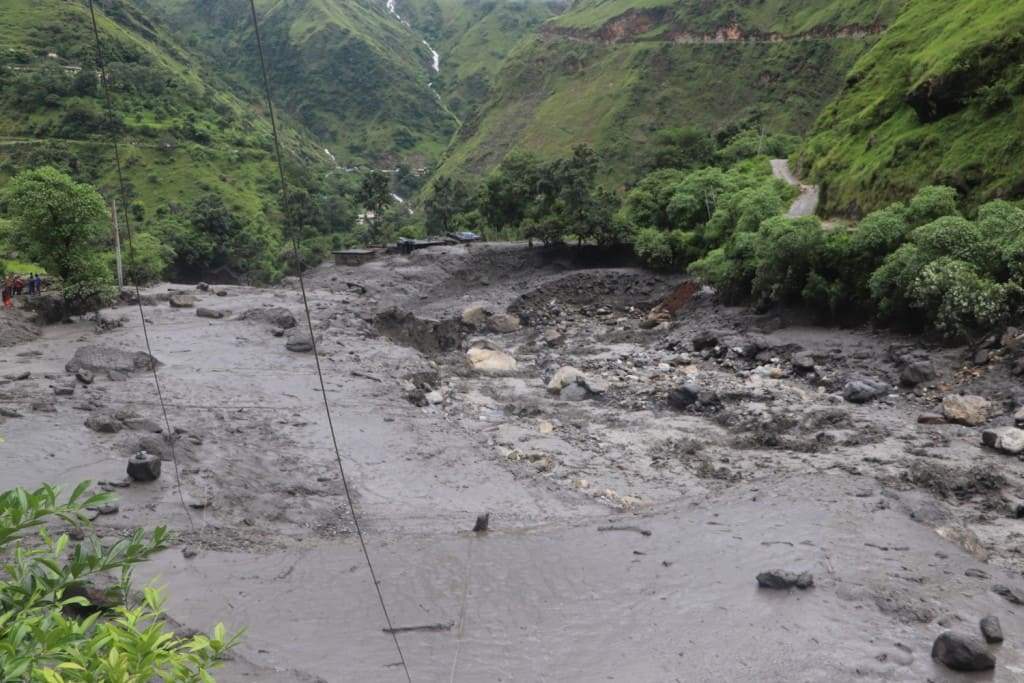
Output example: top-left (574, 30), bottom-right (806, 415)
top-left (196, 308), bottom-right (224, 319)
top-left (756, 570), bottom-right (814, 590)
top-left (899, 360), bottom-right (936, 387)
top-left (375, 307), bottom-right (464, 354)
top-left (466, 346), bottom-right (517, 374)
top-left (843, 378), bottom-right (888, 404)
top-left (63, 582), bottom-right (121, 615)
top-left (53, 383), bottom-right (75, 397)
top-left (790, 352), bottom-right (816, 374)
top-left (84, 413), bottom-right (122, 434)
top-left (907, 461), bottom-right (1005, 501)
top-left (917, 413), bottom-right (945, 425)
top-left (93, 313), bottom-right (125, 332)
top-left (942, 394), bottom-right (992, 426)
top-left (168, 293), bottom-right (197, 308)
top-left (75, 369), bottom-right (94, 385)
top-left (285, 335), bottom-right (314, 353)
top-left (691, 331), bottom-right (719, 352)
top-left (196, 282), bottom-right (210, 291)
top-left (992, 584), bottom-right (1024, 605)
top-left (127, 451), bottom-right (161, 482)
top-left (930, 631), bottom-right (995, 671)
top-left (1014, 406), bottom-right (1024, 428)
top-left (0, 407), bottom-right (23, 418)
top-left (3, 371), bottom-right (30, 381)
top-left (241, 306), bottom-right (298, 330)
top-left (473, 513), bottom-right (490, 532)
top-left (130, 432), bottom-right (196, 461)
top-left (66, 346), bottom-right (158, 374)
top-left (668, 382), bottom-right (721, 411)
top-left (546, 366), bottom-right (607, 398)
top-left (31, 401), bottom-right (56, 413)
top-left (982, 427), bottom-right (1024, 455)
top-left (108, 370), bottom-right (127, 382)
top-left (980, 616), bottom-right (1004, 643)
top-left (216, 290), bottom-right (227, 297)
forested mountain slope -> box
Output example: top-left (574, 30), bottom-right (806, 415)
top-left (796, 0), bottom-right (1024, 215)
top-left (437, 0), bottom-right (902, 183)
top-left (146, 0), bottom-right (458, 168)
top-left (0, 0), bottom-right (327, 217)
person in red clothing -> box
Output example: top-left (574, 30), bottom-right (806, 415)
top-left (2, 276), bottom-right (12, 309)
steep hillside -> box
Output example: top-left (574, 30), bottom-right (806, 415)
top-left (396, 0), bottom-right (566, 120)
top-left (147, 0), bottom-right (458, 168)
top-left (438, 0), bottom-right (901, 184)
top-left (796, 0), bottom-right (1024, 215)
top-left (0, 0), bottom-right (327, 217)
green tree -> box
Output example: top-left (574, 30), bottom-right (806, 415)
top-left (479, 152), bottom-right (543, 233)
top-left (3, 167), bottom-right (114, 310)
top-left (357, 171), bottom-right (393, 242)
top-left (649, 127), bottom-right (716, 171)
top-left (424, 176), bottom-right (471, 234)
top-left (0, 482), bottom-right (239, 680)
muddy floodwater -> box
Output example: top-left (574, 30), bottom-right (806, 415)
top-left (2, 243), bottom-right (1023, 681)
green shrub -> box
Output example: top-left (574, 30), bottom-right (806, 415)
top-left (750, 216), bottom-right (826, 304)
top-left (908, 257), bottom-right (1015, 338)
top-left (905, 185), bottom-right (959, 227)
top-left (633, 227), bottom-right (674, 270)
top-left (910, 215), bottom-right (985, 265)
top-left (869, 243), bottom-right (928, 322)
top-left (0, 482), bottom-right (239, 680)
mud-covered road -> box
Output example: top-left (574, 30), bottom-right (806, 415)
top-left (2, 243), bottom-right (1024, 681)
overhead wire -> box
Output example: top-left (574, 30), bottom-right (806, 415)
top-left (85, 0), bottom-right (193, 531)
top-left (244, 1), bottom-right (413, 680)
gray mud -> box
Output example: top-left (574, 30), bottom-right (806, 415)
top-left (2, 243), bottom-right (1024, 681)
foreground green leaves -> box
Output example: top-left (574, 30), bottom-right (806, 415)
top-left (0, 483), bottom-right (239, 681)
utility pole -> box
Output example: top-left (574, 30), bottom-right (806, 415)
top-left (111, 199), bottom-right (124, 288)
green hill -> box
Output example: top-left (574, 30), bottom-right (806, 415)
top-left (437, 0), bottom-right (901, 184)
top-left (0, 0), bottom-right (329, 218)
top-left (146, 0), bottom-right (458, 169)
top-left (796, 0), bottom-right (1024, 215)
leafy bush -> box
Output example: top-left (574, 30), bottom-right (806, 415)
top-left (633, 228), bottom-right (674, 270)
top-left (905, 185), bottom-right (959, 227)
top-left (0, 482), bottom-right (239, 680)
top-left (908, 257), bottom-right (1017, 337)
top-left (750, 216), bottom-right (825, 304)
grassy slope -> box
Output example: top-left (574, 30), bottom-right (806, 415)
top-left (0, 0), bottom-right (324, 218)
top-left (797, 0), bottom-right (1024, 215)
top-left (149, 0), bottom-right (457, 168)
top-left (439, 0), bottom-right (899, 184)
top-left (395, 0), bottom-right (564, 119)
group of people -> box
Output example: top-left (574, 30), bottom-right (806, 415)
top-left (1, 273), bottom-right (43, 309)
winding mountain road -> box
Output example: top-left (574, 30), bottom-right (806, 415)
top-left (771, 158), bottom-right (819, 217)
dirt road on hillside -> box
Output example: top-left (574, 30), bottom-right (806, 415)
top-left (2, 243), bottom-right (1024, 680)
top-left (772, 158), bottom-right (820, 217)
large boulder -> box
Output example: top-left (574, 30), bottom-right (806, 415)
top-left (900, 360), bottom-right (936, 387)
top-left (285, 335), bottom-right (314, 353)
top-left (240, 306), bottom-right (297, 330)
top-left (66, 346), bottom-right (158, 374)
top-left (546, 366), bottom-right (607, 398)
top-left (943, 394), bottom-right (992, 426)
top-left (931, 631), bottom-right (995, 671)
top-left (756, 570), bottom-right (814, 590)
top-left (196, 308), bottom-right (224, 319)
top-left (843, 378), bottom-right (888, 404)
top-left (461, 305), bottom-right (491, 328)
top-left (84, 413), bottom-right (122, 434)
top-left (982, 427), bottom-right (1024, 455)
top-left (488, 313), bottom-right (522, 334)
top-left (168, 293), bottom-right (197, 309)
top-left (466, 347), bottom-right (517, 374)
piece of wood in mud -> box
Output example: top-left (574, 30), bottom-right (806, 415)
top-left (597, 525), bottom-right (652, 536)
top-left (382, 621), bottom-right (454, 634)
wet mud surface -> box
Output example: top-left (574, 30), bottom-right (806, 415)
top-left (2, 242), bottom-right (1024, 681)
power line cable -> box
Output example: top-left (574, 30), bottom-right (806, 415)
top-left (244, 2), bottom-right (412, 680)
top-left (85, 0), bottom-right (193, 531)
